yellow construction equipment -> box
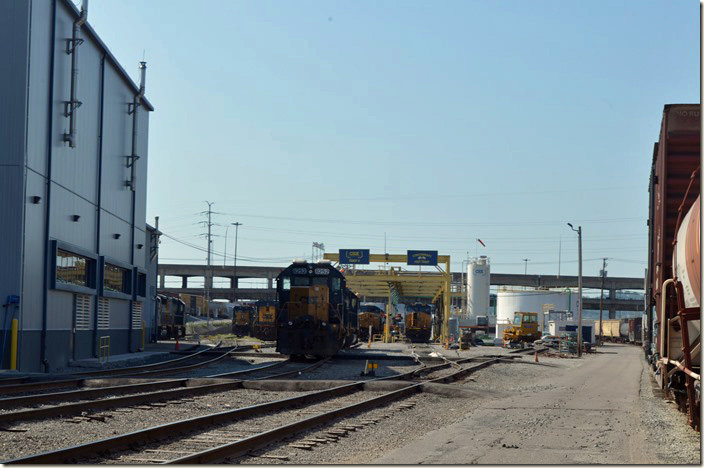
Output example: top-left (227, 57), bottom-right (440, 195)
top-left (503, 312), bottom-right (540, 344)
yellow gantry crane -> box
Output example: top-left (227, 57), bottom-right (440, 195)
top-left (322, 252), bottom-right (452, 344)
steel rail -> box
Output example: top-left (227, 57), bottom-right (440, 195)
top-left (0, 359), bottom-right (327, 426)
top-left (0, 344), bottom-right (219, 394)
top-left (168, 383), bottom-right (423, 464)
top-left (0, 379), bottom-right (188, 409)
top-left (0, 380), bottom-right (243, 425)
top-left (0, 348), bottom-right (232, 396)
top-left (206, 360), bottom-right (290, 379)
top-left (2, 355), bottom-right (518, 463)
top-left (166, 359), bottom-right (508, 464)
top-left (0, 376), bottom-right (29, 386)
top-left (2, 381), bottom-right (372, 464)
top-left (68, 342), bottom-right (223, 377)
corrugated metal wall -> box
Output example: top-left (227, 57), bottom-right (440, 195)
top-left (2, 0), bottom-right (153, 371)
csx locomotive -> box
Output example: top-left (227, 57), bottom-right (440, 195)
top-left (276, 260), bottom-right (359, 357)
top-left (251, 300), bottom-right (278, 341)
top-left (232, 304), bottom-right (256, 337)
top-left (404, 302), bottom-right (432, 342)
top-left (358, 304), bottom-right (385, 340)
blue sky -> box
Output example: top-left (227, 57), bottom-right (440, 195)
top-left (84, 0), bottom-right (699, 285)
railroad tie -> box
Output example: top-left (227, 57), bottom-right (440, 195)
top-left (303, 438), bottom-right (330, 444)
top-left (144, 449), bottom-right (195, 455)
top-left (121, 457), bottom-right (170, 463)
top-left (289, 444), bottom-right (314, 450)
top-left (250, 454), bottom-right (290, 460)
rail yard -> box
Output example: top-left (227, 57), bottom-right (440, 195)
top-left (0, 0), bottom-right (700, 465)
top-left (0, 341), bottom-right (699, 464)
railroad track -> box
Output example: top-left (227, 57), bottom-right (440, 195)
top-left (2, 355), bottom-right (528, 464)
top-left (0, 359), bottom-right (327, 426)
top-left (0, 344), bottom-right (221, 395)
top-left (0, 347), bottom-right (233, 397)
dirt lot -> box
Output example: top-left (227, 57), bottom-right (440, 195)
top-left (374, 344), bottom-right (700, 465)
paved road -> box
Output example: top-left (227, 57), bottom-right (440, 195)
top-left (374, 345), bottom-right (667, 464)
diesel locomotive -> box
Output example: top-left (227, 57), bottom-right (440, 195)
top-left (276, 260), bottom-right (359, 357)
top-left (404, 302), bottom-right (432, 342)
top-left (232, 304), bottom-right (256, 337)
top-left (358, 304), bottom-right (385, 340)
top-left (251, 300), bottom-right (278, 341)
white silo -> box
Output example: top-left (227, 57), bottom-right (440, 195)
top-left (467, 256), bottom-right (490, 319)
top-left (495, 288), bottom-right (578, 339)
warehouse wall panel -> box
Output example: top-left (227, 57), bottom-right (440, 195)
top-left (100, 211), bottom-right (132, 263)
top-left (47, 289), bottom-right (73, 330)
top-left (49, 184), bottom-right (97, 251)
top-left (26, 0), bottom-right (53, 176)
top-left (22, 169), bottom-right (49, 331)
top-left (100, 65), bottom-right (133, 223)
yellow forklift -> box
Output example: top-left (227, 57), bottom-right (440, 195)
top-left (503, 312), bottom-right (540, 346)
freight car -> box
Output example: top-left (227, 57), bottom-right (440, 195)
top-left (358, 304), bottom-right (385, 340)
top-left (276, 260), bottom-right (359, 357)
top-left (628, 317), bottom-right (642, 345)
top-left (405, 303), bottom-right (432, 342)
top-left (251, 300), bottom-right (277, 341)
top-left (646, 104), bottom-right (700, 430)
top-left (232, 304), bottom-right (256, 337)
top-left (156, 294), bottom-right (186, 340)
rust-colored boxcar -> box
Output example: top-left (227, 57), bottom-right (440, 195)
top-left (646, 104), bottom-right (700, 430)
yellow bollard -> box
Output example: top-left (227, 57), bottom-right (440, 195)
top-left (10, 318), bottom-right (18, 370)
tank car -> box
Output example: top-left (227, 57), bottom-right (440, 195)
top-left (251, 300), bottom-right (278, 341)
top-left (232, 304), bottom-right (256, 337)
top-left (646, 104), bottom-right (700, 430)
top-left (276, 260), bottom-right (359, 357)
top-left (358, 304), bottom-right (384, 340)
top-left (404, 303), bottom-right (432, 342)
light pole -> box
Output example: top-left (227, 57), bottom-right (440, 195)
top-left (522, 258), bottom-right (530, 275)
top-left (567, 223), bottom-right (583, 357)
top-left (231, 222), bottom-right (242, 302)
top-left (599, 258), bottom-right (607, 346)
top-left (223, 225), bottom-right (230, 267)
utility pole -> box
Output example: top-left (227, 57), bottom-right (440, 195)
top-left (232, 222), bottom-right (242, 302)
top-left (203, 201), bottom-right (214, 324)
top-left (223, 225), bottom-right (230, 267)
top-left (599, 258), bottom-right (608, 346)
top-left (568, 223), bottom-right (583, 357)
top-left (523, 258), bottom-right (530, 275)
top-left (557, 236), bottom-right (561, 278)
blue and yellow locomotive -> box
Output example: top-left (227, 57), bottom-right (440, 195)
top-left (276, 260), bottom-right (359, 357)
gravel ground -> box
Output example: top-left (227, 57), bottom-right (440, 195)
top-left (226, 358), bottom-right (566, 464)
top-left (0, 388), bottom-right (310, 461)
top-left (636, 357), bottom-right (701, 464)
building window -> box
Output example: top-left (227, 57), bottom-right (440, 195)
top-left (57, 249), bottom-right (93, 287)
top-left (104, 264), bottom-right (130, 294)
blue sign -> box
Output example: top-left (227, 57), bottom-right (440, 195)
top-left (407, 250), bottom-right (438, 266)
top-left (339, 249), bottom-right (370, 264)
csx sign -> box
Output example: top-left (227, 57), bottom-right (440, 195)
top-left (475, 269), bottom-right (484, 274)
top-left (339, 249), bottom-right (370, 264)
top-left (407, 250), bottom-right (438, 266)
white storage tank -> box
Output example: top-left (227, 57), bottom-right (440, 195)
top-left (467, 256), bottom-right (490, 318)
top-left (495, 289), bottom-right (579, 339)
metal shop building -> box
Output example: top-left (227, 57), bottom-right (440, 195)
top-left (0, 0), bottom-right (154, 372)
